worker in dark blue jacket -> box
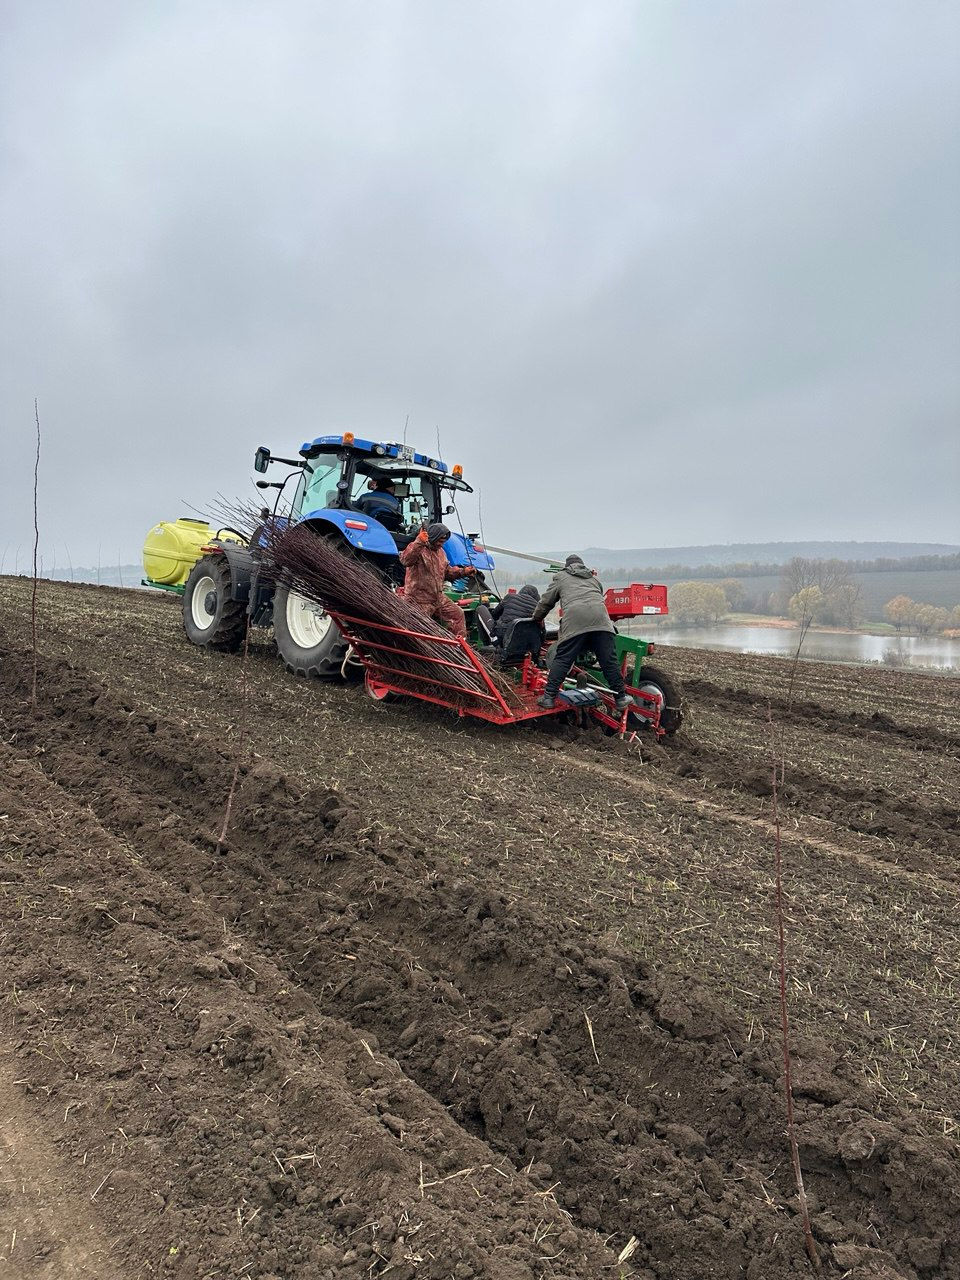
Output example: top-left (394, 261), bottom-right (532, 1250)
top-left (354, 478), bottom-right (402, 530)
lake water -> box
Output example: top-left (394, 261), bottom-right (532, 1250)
top-left (632, 624), bottom-right (960, 674)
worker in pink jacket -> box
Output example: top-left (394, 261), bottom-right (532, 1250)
top-left (399, 524), bottom-right (474, 639)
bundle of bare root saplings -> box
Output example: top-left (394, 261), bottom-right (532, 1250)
top-left (265, 520), bottom-right (525, 710)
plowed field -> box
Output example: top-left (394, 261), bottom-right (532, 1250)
top-left (1, 577), bottom-right (958, 1280)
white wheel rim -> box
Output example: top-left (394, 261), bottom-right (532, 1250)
top-left (286, 590), bottom-right (332, 649)
top-left (190, 575), bottom-right (217, 629)
top-left (637, 682), bottom-right (664, 707)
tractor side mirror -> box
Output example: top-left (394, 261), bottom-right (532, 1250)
top-left (254, 446), bottom-right (271, 473)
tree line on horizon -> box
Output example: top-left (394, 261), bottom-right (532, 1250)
top-left (587, 550), bottom-right (960, 582)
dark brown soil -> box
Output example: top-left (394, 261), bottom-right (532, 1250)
top-left (1, 577), bottom-right (958, 1280)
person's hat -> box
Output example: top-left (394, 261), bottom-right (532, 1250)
top-left (427, 523), bottom-right (451, 544)
top-left (564, 554), bottom-right (585, 567)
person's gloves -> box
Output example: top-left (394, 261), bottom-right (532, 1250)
top-left (416, 528), bottom-right (429, 542)
top-left (461, 565), bottom-right (477, 576)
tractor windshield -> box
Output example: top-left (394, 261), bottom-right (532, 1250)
top-left (301, 452), bottom-right (343, 510)
top-left (296, 449), bottom-right (442, 530)
top-left (397, 475), bottom-right (438, 530)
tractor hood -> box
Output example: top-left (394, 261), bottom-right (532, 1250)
top-left (294, 512), bottom-right (496, 569)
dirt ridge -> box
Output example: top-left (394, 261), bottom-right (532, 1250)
top-left (681, 676), bottom-right (960, 754)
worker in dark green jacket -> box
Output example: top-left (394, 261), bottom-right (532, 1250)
top-left (531, 556), bottom-right (634, 710)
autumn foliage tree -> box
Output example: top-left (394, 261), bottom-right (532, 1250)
top-left (781, 558), bottom-right (862, 626)
top-left (914, 604), bottom-right (951, 634)
top-left (669, 580), bottom-right (729, 624)
top-left (884, 595), bottom-right (915, 631)
top-left (718, 577), bottom-right (746, 611)
top-left (884, 596), bottom-right (953, 634)
top-left (788, 586), bottom-right (824, 626)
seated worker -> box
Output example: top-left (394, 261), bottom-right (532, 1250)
top-left (354, 478), bottom-right (402, 530)
top-left (399, 523), bottom-right (475, 639)
top-left (531, 555), bottom-right (634, 710)
top-left (490, 584), bottom-right (541, 645)
top-left (489, 584), bottom-right (544, 664)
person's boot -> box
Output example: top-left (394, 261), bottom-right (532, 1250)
top-left (537, 692), bottom-right (556, 709)
top-left (615, 693), bottom-right (635, 711)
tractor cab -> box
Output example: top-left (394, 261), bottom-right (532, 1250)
top-left (296, 446), bottom-right (437, 539)
top-left (256, 433), bottom-right (496, 575)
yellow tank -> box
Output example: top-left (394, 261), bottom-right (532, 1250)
top-left (143, 518), bottom-right (234, 587)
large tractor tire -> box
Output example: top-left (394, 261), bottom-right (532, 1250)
top-left (182, 554), bottom-right (246, 651)
top-left (273, 581), bottom-right (349, 679)
top-left (633, 664), bottom-right (683, 735)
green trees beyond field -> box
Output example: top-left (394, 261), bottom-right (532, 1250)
top-left (884, 595), bottom-right (958, 634)
top-left (670, 558), bottom-right (868, 627)
top-left (666, 581), bottom-right (729, 624)
top-left (663, 563), bottom-right (959, 633)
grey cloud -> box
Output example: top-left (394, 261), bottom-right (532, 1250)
top-left (1, 0), bottom-right (957, 565)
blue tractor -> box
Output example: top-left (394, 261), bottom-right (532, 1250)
top-left (173, 433), bottom-right (496, 678)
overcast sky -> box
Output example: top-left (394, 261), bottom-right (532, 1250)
top-left (2, 0), bottom-right (958, 568)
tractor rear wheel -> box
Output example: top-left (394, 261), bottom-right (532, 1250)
top-left (633, 664), bottom-right (683, 734)
top-left (273, 582), bottom-right (349, 679)
top-left (182, 554), bottom-right (246, 651)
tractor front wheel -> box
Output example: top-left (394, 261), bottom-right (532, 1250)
top-left (182, 554), bottom-right (246, 651)
top-left (273, 582), bottom-right (349, 679)
top-left (633, 664), bottom-right (683, 734)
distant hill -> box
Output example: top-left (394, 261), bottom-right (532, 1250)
top-left (579, 541), bottom-right (960, 569)
top-left (491, 541), bottom-right (960, 579)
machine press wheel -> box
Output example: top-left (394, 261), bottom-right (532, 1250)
top-left (632, 664), bottom-right (683, 734)
top-left (364, 673), bottom-right (398, 703)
